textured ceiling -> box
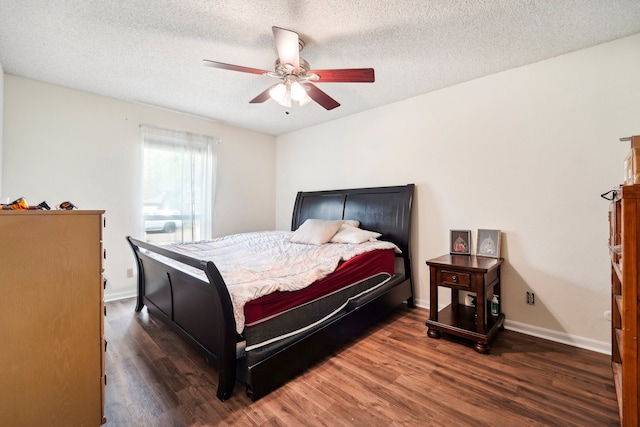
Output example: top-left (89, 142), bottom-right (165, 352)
top-left (1, 1), bottom-right (640, 136)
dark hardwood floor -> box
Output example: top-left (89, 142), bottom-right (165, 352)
top-left (104, 298), bottom-right (619, 426)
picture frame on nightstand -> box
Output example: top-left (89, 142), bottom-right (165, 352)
top-left (450, 229), bottom-right (471, 255)
top-left (477, 229), bottom-right (501, 258)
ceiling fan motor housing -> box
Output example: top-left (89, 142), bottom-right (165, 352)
top-left (275, 57), bottom-right (311, 77)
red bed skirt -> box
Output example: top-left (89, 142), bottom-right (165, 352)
top-left (244, 249), bottom-right (395, 326)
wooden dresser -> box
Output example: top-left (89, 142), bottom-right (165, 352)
top-left (0, 210), bottom-right (106, 426)
top-left (608, 185), bottom-right (640, 426)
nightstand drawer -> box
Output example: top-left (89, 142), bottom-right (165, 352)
top-left (441, 270), bottom-right (470, 288)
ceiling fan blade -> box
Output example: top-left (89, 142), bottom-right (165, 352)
top-left (202, 59), bottom-right (267, 75)
top-left (310, 68), bottom-right (375, 83)
top-left (305, 83), bottom-right (340, 110)
top-left (249, 84), bottom-right (279, 104)
top-left (272, 26), bottom-right (300, 71)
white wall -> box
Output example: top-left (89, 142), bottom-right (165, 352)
top-left (0, 62), bottom-right (4, 195)
top-left (276, 34), bottom-right (640, 351)
top-left (3, 76), bottom-right (276, 300)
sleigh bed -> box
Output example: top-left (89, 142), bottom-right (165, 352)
top-left (126, 183), bottom-right (414, 401)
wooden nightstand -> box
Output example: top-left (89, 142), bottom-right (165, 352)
top-left (425, 254), bottom-right (504, 354)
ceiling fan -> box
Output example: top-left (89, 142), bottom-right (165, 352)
top-left (203, 26), bottom-right (375, 110)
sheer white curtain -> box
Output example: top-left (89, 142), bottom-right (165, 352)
top-left (140, 125), bottom-right (218, 242)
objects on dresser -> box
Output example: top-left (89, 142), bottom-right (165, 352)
top-left (425, 254), bottom-right (504, 354)
top-left (622, 135), bottom-right (640, 185)
top-left (0, 198), bottom-right (77, 210)
top-left (0, 197), bottom-right (51, 210)
top-left (56, 201), bottom-right (77, 210)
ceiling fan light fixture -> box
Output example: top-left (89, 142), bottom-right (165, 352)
top-left (281, 84), bottom-right (293, 107)
top-left (270, 82), bottom-right (292, 107)
top-left (298, 94), bottom-right (312, 107)
top-left (269, 80), bottom-right (311, 108)
top-left (269, 83), bottom-right (287, 103)
top-left (291, 81), bottom-right (312, 106)
top-left (290, 81), bottom-right (306, 101)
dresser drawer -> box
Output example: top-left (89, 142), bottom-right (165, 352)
top-left (440, 270), bottom-right (471, 288)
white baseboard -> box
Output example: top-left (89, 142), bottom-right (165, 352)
top-left (105, 289), bottom-right (137, 303)
top-left (414, 298), bottom-right (610, 355)
top-left (504, 319), bottom-right (610, 355)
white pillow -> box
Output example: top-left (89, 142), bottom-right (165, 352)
top-left (343, 219), bottom-right (360, 228)
top-left (330, 224), bottom-right (381, 244)
top-left (290, 219), bottom-right (344, 245)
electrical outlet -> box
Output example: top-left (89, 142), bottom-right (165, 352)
top-left (526, 291), bottom-right (535, 305)
top-left (127, 268), bottom-right (134, 278)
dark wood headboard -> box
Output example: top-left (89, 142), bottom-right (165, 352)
top-left (291, 184), bottom-right (415, 258)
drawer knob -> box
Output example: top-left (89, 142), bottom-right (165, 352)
top-left (451, 275), bottom-right (458, 283)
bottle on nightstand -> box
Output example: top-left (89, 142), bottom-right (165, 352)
top-left (491, 294), bottom-right (499, 317)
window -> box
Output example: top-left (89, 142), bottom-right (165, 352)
top-left (140, 125), bottom-right (217, 243)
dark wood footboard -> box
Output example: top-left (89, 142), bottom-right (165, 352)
top-left (126, 236), bottom-right (238, 401)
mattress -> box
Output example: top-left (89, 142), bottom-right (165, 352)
top-left (242, 249), bottom-right (397, 364)
top-left (244, 248), bottom-right (394, 326)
